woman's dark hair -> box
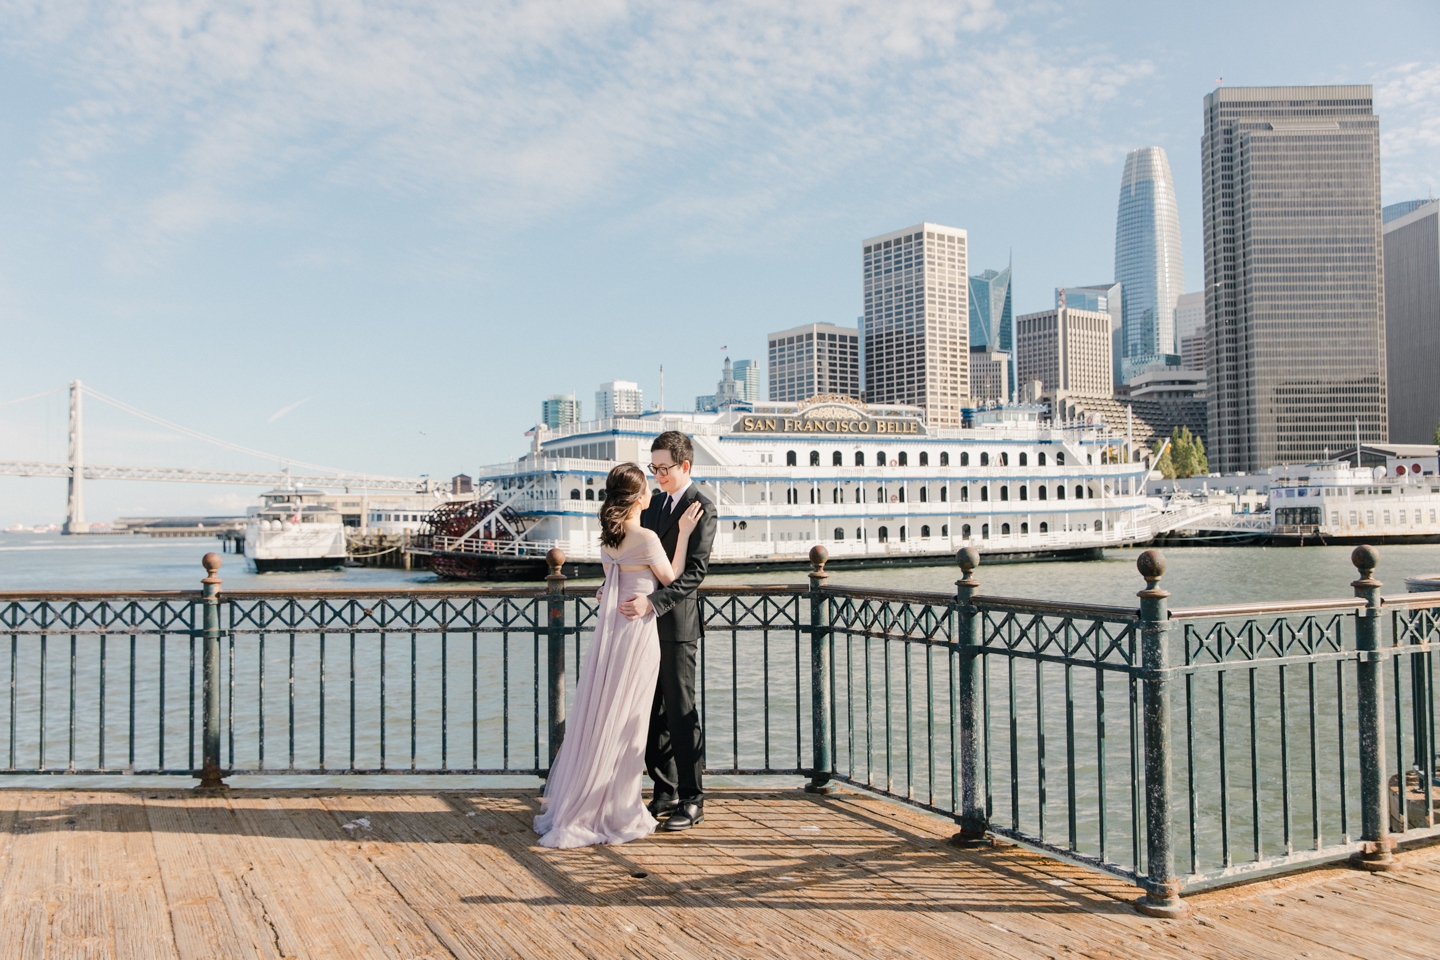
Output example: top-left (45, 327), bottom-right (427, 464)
top-left (599, 463), bottom-right (647, 548)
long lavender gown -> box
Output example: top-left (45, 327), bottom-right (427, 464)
top-left (533, 529), bottom-right (668, 848)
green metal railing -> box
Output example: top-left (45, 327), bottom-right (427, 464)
top-left (1, 546), bottom-right (1437, 918)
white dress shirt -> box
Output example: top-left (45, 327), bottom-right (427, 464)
top-left (663, 478), bottom-right (693, 517)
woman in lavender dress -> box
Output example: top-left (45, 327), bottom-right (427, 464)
top-left (534, 463), bottom-right (701, 848)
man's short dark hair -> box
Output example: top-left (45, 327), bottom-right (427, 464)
top-left (651, 431), bottom-right (694, 468)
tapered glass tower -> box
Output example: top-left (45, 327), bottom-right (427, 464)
top-left (1115, 147), bottom-right (1185, 381)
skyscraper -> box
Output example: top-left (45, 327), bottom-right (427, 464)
top-left (1383, 200), bottom-right (1440, 443)
top-left (1115, 147), bottom-right (1185, 381)
top-left (1056, 283), bottom-right (1122, 386)
top-left (969, 263), bottom-right (1013, 395)
top-left (1173, 291), bottom-right (1206, 374)
top-left (767, 323), bottom-right (861, 402)
top-left (595, 380), bottom-right (643, 420)
top-left (1202, 85), bottom-right (1386, 472)
top-left (1015, 306), bottom-right (1113, 399)
top-left (541, 394), bottom-right (581, 429)
top-left (862, 223), bottom-right (968, 426)
top-left (733, 359), bottom-right (762, 403)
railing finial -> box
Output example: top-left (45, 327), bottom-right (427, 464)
top-left (809, 544), bottom-right (829, 580)
top-left (202, 552), bottom-right (222, 585)
top-left (1136, 548), bottom-right (1166, 596)
top-left (1350, 544), bottom-right (1380, 587)
top-left (545, 548), bottom-right (566, 582)
top-left (956, 546), bottom-right (979, 585)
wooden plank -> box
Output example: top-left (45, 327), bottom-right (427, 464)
top-left (0, 792), bottom-right (59, 960)
top-left (97, 792), bottom-right (182, 960)
top-left (252, 793), bottom-right (453, 960)
top-left (48, 792), bottom-right (115, 960)
top-left (145, 791), bottom-right (273, 960)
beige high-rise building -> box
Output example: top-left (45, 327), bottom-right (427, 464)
top-left (767, 323), bottom-right (861, 402)
top-left (1203, 85), bottom-right (1386, 472)
top-left (967, 347), bottom-right (1011, 404)
top-left (1015, 307), bottom-right (1114, 399)
top-left (862, 223), bottom-right (968, 426)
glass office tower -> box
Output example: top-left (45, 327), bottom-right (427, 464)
top-left (1202, 85), bottom-right (1386, 472)
top-left (1115, 147), bottom-right (1185, 380)
top-left (969, 263), bottom-right (1013, 393)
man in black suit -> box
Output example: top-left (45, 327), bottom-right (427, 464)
top-left (618, 430), bottom-right (717, 831)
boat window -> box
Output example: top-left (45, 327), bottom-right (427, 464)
top-left (833, 451), bottom-right (843, 466)
top-left (570, 489), bottom-right (581, 500)
top-left (786, 450), bottom-right (797, 467)
top-left (1094, 520), bottom-right (1103, 532)
top-left (834, 527), bottom-right (845, 540)
top-left (1077, 485), bottom-right (1085, 500)
top-left (1039, 522), bottom-right (1048, 533)
top-left (1056, 452), bottom-right (1065, 466)
top-left (585, 489), bottom-right (594, 501)
top-left (960, 487), bottom-right (968, 501)
top-left (1001, 523), bottom-right (1011, 535)
top-left (811, 488), bottom-right (817, 504)
top-left (898, 452), bottom-right (908, 466)
top-left (982, 524), bottom-right (990, 539)
top-left (855, 451), bottom-right (865, 467)
top-left (921, 525), bottom-right (930, 538)
top-left (919, 487), bottom-right (928, 502)
top-left (1021, 522), bottom-right (1029, 535)
top-left (899, 526), bottom-right (906, 541)
top-left (960, 452), bottom-right (969, 466)
top-left (597, 490), bottom-right (606, 501)
top-left (810, 451), bottom-right (820, 466)
top-left (1000, 452), bottom-right (1009, 466)
top-left (856, 527), bottom-right (863, 540)
top-left (877, 526), bottom-right (888, 542)
top-left (1056, 485), bottom-right (1065, 500)
top-left (876, 450), bottom-right (886, 466)
top-left (940, 452), bottom-right (949, 466)
top-left (980, 452), bottom-right (989, 466)
top-left (1038, 485), bottom-right (1047, 500)
top-left (962, 523), bottom-right (971, 538)
top-left (980, 487), bottom-right (988, 502)
top-left (939, 487), bottom-right (947, 502)
top-left (1019, 452), bottom-right (1028, 466)
top-left (898, 488), bottom-right (906, 502)
top-left (919, 452), bottom-right (929, 466)
top-left (1019, 486), bottom-right (1027, 501)
top-left (1000, 486), bottom-right (1009, 501)
top-left (1038, 452), bottom-right (1047, 466)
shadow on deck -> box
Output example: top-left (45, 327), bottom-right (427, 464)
top-left (1, 786), bottom-right (1435, 958)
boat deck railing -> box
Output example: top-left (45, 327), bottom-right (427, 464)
top-left (1, 544), bottom-right (1436, 918)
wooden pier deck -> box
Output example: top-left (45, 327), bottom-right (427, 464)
top-left (1, 786), bottom-right (1435, 959)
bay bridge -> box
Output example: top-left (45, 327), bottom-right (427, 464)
top-left (0, 381), bottom-right (435, 533)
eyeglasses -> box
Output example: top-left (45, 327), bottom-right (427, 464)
top-left (647, 463), bottom-right (678, 477)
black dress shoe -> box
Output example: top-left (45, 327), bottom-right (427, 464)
top-left (647, 797), bottom-right (680, 819)
top-left (662, 801), bottom-right (703, 831)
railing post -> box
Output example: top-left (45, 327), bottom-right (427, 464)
top-left (1134, 550), bottom-right (1189, 918)
top-left (952, 546), bottom-right (989, 846)
top-left (545, 548), bottom-right (567, 770)
top-left (805, 545), bottom-right (838, 794)
top-left (196, 552), bottom-right (226, 791)
top-left (1350, 545), bottom-right (1400, 871)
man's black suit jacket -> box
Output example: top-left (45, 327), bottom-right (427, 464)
top-left (640, 483), bottom-right (718, 644)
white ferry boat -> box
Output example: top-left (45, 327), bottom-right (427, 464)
top-left (414, 397), bottom-right (1213, 580)
top-left (244, 487), bottom-right (348, 572)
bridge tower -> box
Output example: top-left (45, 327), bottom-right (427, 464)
top-left (62, 380), bottom-right (88, 535)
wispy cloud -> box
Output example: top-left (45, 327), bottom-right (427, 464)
top-left (1376, 62), bottom-right (1440, 200)
top-left (267, 397), bottom-right (311, 423)
top-left (0, 1), bottom-right (1150, 252)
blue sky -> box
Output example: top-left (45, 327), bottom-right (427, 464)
top-left (1, 0), bottom-right (1437, 525)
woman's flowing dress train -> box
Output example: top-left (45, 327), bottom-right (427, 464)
top-left (533, 533), bottom-right (666, 848)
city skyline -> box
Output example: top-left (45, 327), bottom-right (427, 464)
top-left (0, 3), bottom-right (1437, 524)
